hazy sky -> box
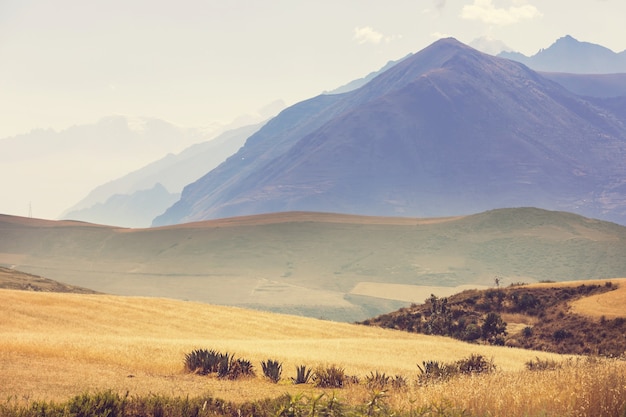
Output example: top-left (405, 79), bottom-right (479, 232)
top-left (2, 0), bottom-right (626, 139)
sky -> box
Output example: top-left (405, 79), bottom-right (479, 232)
top-left (2, 0), bottom-right (626, 140)
top-left (1, 0), bottom-right (626, 219)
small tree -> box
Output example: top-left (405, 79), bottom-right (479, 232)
top-left (481, 312), bottom-right (507, 345)
top-left (425, 294), bottom-right (452, 336)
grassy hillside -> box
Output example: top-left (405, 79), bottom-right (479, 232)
top-left (2, 207), bottom-right (626, 321)
top-left (1, 288), bottom-right (625, 417)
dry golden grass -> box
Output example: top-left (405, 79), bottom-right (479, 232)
top-left (0, 288), bottom-right (570, 404)
top-left (528, 278), bottom-right (626, 319)
top-left (385, 358), bottom-right (626, 417)
top-left (570, 278), bottom-right (626, 318)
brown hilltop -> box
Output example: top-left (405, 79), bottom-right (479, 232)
top-left (361, 278), bottom-right (626, 357)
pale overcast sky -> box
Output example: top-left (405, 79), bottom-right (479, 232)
top-left (1, 0), bottom-right (626, 139)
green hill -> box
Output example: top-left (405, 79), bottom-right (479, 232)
top-left (2, 207), bottom-right (626, 321)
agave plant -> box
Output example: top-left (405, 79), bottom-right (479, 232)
top-left (365, 371), bottom-right (390, 390)
top-left (184, 349), bottom-right (221, 374)
top-left (292, 365), bottom-right (312, 384)
top-left (217, 353), bottom-right (234, 379)
top-left (417, 360), bottom-right (453, 384)
top-left (261, 359), bottom-right (283, 383)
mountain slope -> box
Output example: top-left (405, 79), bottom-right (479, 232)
top-left (3, 208), bottom-right (626, 321)
top-left (0, 116), bottom-right (214, 220)
top-left (541, 73), bottom-right (626, 98)
top-left (60, 123), bottom-right (263, 227)
top-left (499, 35), bottom-right (626, 74)
top-left (156, 38), bottom-right (626, 226)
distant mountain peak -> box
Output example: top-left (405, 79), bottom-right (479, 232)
top-left (499, 35), bottom-right (626, 74)
top-left (154, 37), bottom-right (626, 227)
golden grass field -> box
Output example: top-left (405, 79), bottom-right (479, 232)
top-left (2, 281), bottom-right (626, 416)
top-left (0, 288), bottom-right (568, 402)
top-left (531, 278), bottom-right (626, 319)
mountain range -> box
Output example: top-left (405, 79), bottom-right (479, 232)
top-left (60, 122), bottom-right (264, 227)
top-left (499, 35), bottom-right (626, 73)
top-left (0, 115), bottom-right (218, 220)
top-left (154, 38), bottom-right (626, 226)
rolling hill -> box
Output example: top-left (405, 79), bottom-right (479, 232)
top-left (2, 207), bottom-right (626, 321)
top-left (154, 38), bottom-right (626, 226)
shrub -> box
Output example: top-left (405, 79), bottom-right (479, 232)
top-left (313, 365), bottom-right (345, 388)
top-left (417, 360), bottom-right (455, 384)
top-left (456, 354), bottom-right (495, 375)
top-left (526, 356), bottom-right (562, 371)
top-left (292, 365), bottom-right (312, 385)
top-left (461, 323), bottom-right (482, 341)
top-left (553, 329), bottom-right (573, 341)
top-left (262, 359), bottom-right (283, 383)
top-left (481, 312), bottom-right (507, 344)
top-left (522, 326), bottom-right (533, 338)
top-left (391, 375), bottom-right (408, 390)
top-left (365, 371), bottom-right (390, 390)
top-left (66, 391), bottom-right (127, 417)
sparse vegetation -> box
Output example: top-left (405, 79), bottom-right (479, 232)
top-left (417, 354), bottom-right (495, 385)
top-left (525, 356), bottom-right (562, 371)
top-left (3, 358), bottom-right (625, 416)
top-left (3, 284), bottom-right (626, 417)
top-left (184, 349), bottom-right (254, 380)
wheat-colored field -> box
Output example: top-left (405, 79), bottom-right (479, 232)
top-left (529, 278), bottom-right (626, 319)
top-left (0, 288), bottom-right (570, 404)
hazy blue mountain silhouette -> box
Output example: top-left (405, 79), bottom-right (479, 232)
top-left (62, 123), bottom-right (263, 227)
top-left (64, 183), bottom-right (179, 228)
top-left (154, 38), bottom-right (626, 226)
top-left (499, 35), bottom-right (626, 74)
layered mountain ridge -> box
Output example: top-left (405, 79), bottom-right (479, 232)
top-left (155, 38), bottom-right (626, 226)
top-left (499, 35), bottom-right (626, 74)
